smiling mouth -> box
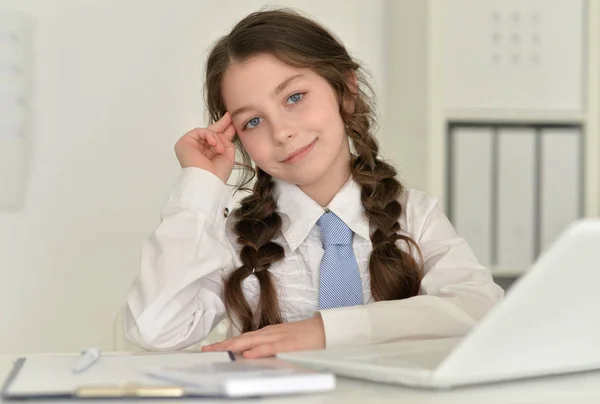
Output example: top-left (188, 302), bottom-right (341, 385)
top-left (282, 140), bottom-right (317, 163)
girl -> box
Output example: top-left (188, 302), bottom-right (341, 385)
top-left (123, 9), bottom-right (504, 358)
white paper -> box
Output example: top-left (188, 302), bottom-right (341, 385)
top-left (5, 351), bottom-right (233, 396)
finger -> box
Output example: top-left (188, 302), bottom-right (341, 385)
top-left (242, 343), bottom-right (283, 359)
top-left (202, 336), bottom-right (244, 353)
top-left (185, 128), bottom-right (215, 150)
top-left (201, 334), bottom-right (241, 352)
top-left (208, 112), bottom-right (233, 134)
top-left (204, 132), bottom-right (224, 156)
top-left (217, 132), bottom-right (235, 152)
top-left (214, 132), bottom-right (225, 154)
top-left (201, 344), bottom-right (220, 352)
top-left (208, 332), bottom-right (278, 354)
top-left (203, 130), bottom-right (217, 147)
top-left (219, 335), bottom-right (263, 354)
top-left (202, 341), bottom-right (231, 352)
top-left (221, 122), bottom-right (237, 141)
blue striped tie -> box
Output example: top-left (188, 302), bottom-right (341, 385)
top-left (317, 211), bottom-right (364, 309)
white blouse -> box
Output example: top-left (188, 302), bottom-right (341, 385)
top-left (123, 167), bottom-right (504, 350)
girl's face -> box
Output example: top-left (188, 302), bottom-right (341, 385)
top-left (222, 53), bottom-right (351, 190)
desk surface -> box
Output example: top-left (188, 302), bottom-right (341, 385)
top-left (2, 354), bottom-right (600, 403)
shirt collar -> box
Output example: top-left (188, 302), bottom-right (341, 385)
top-left (274, 176), bottom-right (371, 251)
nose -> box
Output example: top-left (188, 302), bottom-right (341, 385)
top-left (271, 116), bottom-right (297, 144)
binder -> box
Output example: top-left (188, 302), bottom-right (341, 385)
top-left (496, 127), bottom-right (536, 268)
top-left (540, 127), bottom-right (582, 251)
top-left (450, 126), bottom-right (494, 266)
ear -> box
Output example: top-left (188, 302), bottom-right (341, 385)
top-left (342, 71), bottom-right (358, 115)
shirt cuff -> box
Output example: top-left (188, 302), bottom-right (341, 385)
top-left (165, 167), bottom-right (233, 216)
top-left (318, 306), bottom-right (372, 347)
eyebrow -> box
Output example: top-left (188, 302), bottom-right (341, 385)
top-left (230, 73), bottom-right (305, 120)
top-left (272, 73), bottom-right (305, 97)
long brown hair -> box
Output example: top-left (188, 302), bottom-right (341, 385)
top-left (204, 8), bottom-right (423, 333)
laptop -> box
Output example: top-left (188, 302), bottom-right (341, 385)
top-left (278, 218), bottom-right (600, 388)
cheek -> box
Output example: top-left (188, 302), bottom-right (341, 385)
top-left (316, 112), bottom-right (345, 149)
top-left (239, 135), bottom-right (269, 164)
top-left (307, 96), bottom-right (344, 137)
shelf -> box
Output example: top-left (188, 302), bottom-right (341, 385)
top-left (444, 108), bottom-right (585, 125)
top-left (490, 267), bottom-right (527, 278)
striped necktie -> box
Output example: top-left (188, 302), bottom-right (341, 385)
top-left (317, 211), bottom-right (364, 309)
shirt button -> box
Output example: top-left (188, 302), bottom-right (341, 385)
top-left (223, 207), bottom-right (229, 218)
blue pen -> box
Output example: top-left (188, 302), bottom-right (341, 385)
top-left (72, 347), bottom-right (101, 373)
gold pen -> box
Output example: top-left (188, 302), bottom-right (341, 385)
top-left (75, 383), bottom-right (185, 398)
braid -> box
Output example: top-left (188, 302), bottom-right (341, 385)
top-left (224, 169), bottom-right (285, 332)
top-left (347, 97), bottom-right (423, 301)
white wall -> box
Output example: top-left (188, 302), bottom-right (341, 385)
top-left (0, 0), bottom-right (386, 354)
top-left (381, 0), bottom-right (429, 192)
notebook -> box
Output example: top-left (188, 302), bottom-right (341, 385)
top-left (2, 351), bottom-right (335, 399)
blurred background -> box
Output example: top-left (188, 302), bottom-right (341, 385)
top-left (0, 0), bottom-right (597, 354)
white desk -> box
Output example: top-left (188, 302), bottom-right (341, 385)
top-left (2, 354), bottom-right (600, 403)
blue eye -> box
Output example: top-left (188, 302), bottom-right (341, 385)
top-left (244, 116), bottom-right (263, 130)
top-left (286, 92), bottom-right (303, 104)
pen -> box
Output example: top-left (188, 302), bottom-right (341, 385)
top-left (72, 347), bottom-right (101, 374)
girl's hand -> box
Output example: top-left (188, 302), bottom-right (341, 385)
top-left (202, 316), bottom-right (326, 358)
top-left (174, 112), bottom-right (237, 183)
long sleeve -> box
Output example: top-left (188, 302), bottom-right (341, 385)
top-left (122, 167), bottom-right (238, 350)
top-left (319, 193), bottom-right (505, 347)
